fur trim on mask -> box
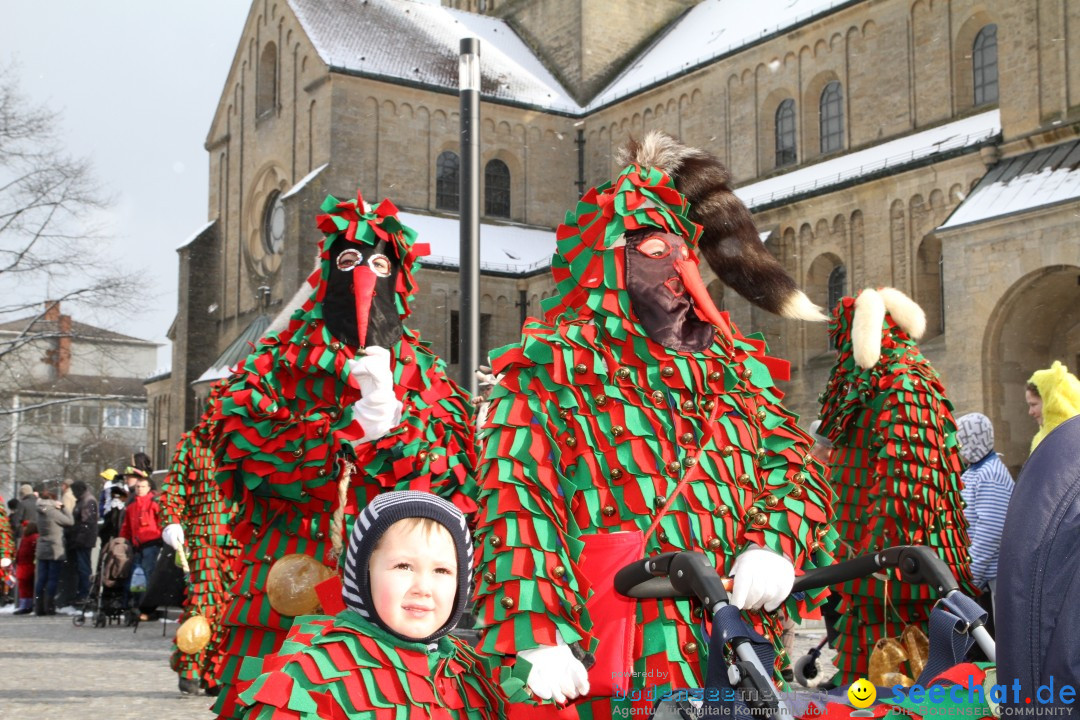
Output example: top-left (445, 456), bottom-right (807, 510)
top-left (877, 286), bottom-right (926, 341)
top-left (852, 288), bottom-right (886, 369)
top-left (619, 131), bottom-right (826, 322)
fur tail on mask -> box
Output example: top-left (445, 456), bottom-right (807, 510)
top-left (850, 287), bottom-right (926, 369)
top-left (617, 131), bottom-right (826, 321)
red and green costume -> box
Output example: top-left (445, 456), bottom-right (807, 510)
top-left (236, 611), bottom-right (519, 719)
top-left (210, 193), bottom-right (477, 718)
top-left (819, 293), bottom-right (975, 686)
top-left (472, 164), bottom-right (837, 718)
top-left (0, 498), bottom-right (13, 562)
top-left (160, 384), bottom-right (242, 693)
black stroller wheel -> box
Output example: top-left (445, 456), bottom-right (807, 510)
top-left (73, 613), bottom-right (85, 627)
top-left (94, 613), bottom-right (106, 628)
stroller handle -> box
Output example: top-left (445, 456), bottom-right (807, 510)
top-left (614, 551), bottom-right (731, 607)
top-left (615, 545), bottom-right (959, 601)
top-left (794, 545), bottom-right (960, 596)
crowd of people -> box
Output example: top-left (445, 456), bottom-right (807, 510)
top-left (0, 454), bottom-right (165, 621)
top-left (2, 131), bottom-right (1079, 720)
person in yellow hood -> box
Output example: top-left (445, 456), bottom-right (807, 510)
top-left (1026, 361), bottom-right (1080, 453)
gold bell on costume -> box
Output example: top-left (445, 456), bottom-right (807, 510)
top-left (265, 553), bottom-right (335, 616)
top-left (176, 615), bottom-right (212, 654)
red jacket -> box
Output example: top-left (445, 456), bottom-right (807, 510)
top-left (15, 532), bottom-right (37, 580)
top-left (120, 493), bottom-right (163, 548)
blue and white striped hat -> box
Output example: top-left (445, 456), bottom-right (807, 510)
top-left (341, 490), bottom-right (473, 643)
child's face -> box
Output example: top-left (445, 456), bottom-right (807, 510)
top-left (368, 519), bottom-right (457, 639)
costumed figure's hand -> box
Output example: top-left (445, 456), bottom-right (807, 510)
top-left (729, 543), bottom-right (795, 612)
top-left (161, 523), bottom-right (185, 550)
top-left (0, 558), bottom-right (10, 568)
top-left (348, 346), bottom-right (403, 442)
top-left (518, 629), bottom-right (590, 703)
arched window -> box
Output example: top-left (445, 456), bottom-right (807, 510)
top-left (257, 42), bottom-right (277, 117)
top-left (973, 24), bottom-right (999, 106)
top-left (484, 159), bottom-right (510, 218)
top-left (436, 151), bottom-right (460, 211)
top-left (827, 265), bottom-right (846, 311)
top-left (262, 190), bottom-right (285, 255)
top-left (775, 99), bottom-right (797, 167)
top-left (819, 82), bottom-right (844, 154)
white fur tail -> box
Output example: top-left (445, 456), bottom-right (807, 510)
top-left (851, 289), bottom-right (886, 369)
top-left (780, 291), bottom-right (828, 322)
top-left (877, 287), bottom-right (926, 340)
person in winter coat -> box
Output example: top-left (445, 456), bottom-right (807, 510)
top-left (69, 480), bottom-right (99, 603)
top-left (1025, 361), bottom-right (1080, 454)
top-left (119, 476), bottom-right (163, 618)
top-left (99, 484), bottom-right (128, 546)
top-left (11, 483), bottom-right (37, 543)
top-left (955, 413), bottom-right (1013, 617)
top-left (13, 521), bottom-right (38, 614)
top-left (35, 490), bottom-right (73, 615)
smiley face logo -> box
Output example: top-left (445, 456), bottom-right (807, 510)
top-left (847, 678), bottom-right (876, 709)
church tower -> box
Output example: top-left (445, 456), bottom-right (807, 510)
top-left (444, 0), bottom-right (700, 104)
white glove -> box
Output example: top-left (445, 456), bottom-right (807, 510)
top-left (729, 543), bottom-right (795, 612)
top-left (517, 629), bottom-right (590, 703)
top-left (0, 558), bottom-right (10, 568)
top-left (161, 523), bottom-right (185, 551)
top-left (348, 347), bottom-right (403, 442)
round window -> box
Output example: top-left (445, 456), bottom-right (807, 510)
top-left (262, 191), bottom-right (285, 255)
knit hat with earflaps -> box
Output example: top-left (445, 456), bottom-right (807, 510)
top-left (341, 490), bottom-right (472, 644)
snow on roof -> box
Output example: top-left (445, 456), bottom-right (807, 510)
top-left (396, 210), bottom-right (556, 274)
top-left (938, 139), bottom-right (1080, 230)
top-left (176, 219), bottom-right (217, 251)
top-left (735, 110), bottom-right (1001, 209)
top-left (589, 0), bottom-right (855, 110)
top-left (282, 163), bottom-right (329, 200)
top-left (289, 0), bottom-right (580, 112)
top-left (193, 314), bottom-right (272, 386)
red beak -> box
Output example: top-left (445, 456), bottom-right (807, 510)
top-left (353, 265), bottom-right (377, 349)
top-left (675, 257), bottom-right (729, 331)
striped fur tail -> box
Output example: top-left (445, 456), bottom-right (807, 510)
top-left (618, 131), bottom-right (826, 321)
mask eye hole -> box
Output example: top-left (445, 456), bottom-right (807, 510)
top-left (636, 236), bottom-right (670, 259)
top-left (336, 248), bottom-right (361, 272)
top-left (368, 253), bottom-right (392, 277)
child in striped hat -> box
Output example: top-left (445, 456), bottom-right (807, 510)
top-left (236, 491), bottom-right (518, 718)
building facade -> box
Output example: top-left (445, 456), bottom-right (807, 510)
top-left (157, 0), bottom-right (1080, 472)
top-left (0, 301), bottom-right (158, 498)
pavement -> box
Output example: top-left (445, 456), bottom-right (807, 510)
top-left (0, 605), bottom-right (216, 719)
top-left (0, 605), bottom-right (838, 719)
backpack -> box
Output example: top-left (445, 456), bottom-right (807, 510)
top-left (101, 537), bottom-right (134, 589)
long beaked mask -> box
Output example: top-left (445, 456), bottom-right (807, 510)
top-left (323, 237), bottom-right (403, 349)
top-left (624, 229), bottom-right (727, 352)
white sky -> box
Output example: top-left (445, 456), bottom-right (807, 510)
top-left (1, 2), bottom-right (253, 370)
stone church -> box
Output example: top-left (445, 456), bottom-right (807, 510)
top-left (147, 0), bottom-right (1080, 473)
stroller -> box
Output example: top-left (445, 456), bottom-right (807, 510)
top-left (75, 536), bottom-right (135, 628)
top-left (614, 546), bottom-right (996, 719)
